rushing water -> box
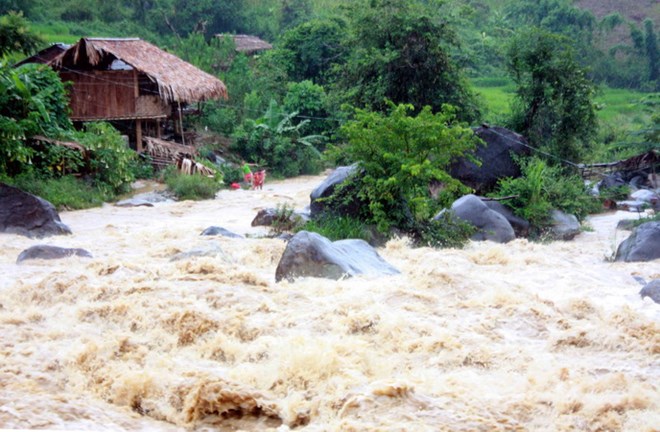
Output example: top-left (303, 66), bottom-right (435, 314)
top-left (1, 174), bottom-right (658, 431)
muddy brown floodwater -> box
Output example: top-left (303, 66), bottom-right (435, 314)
top-left (1, 174), bottom-right (658, 431)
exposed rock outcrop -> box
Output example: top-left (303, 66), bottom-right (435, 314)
top-left (615, 221), bottom-right (660, 262)
top-left (0, 183), bottom-right (72, 238)
top-left (16, 245), bottom-right (92, 264)
top-left (275, 231), bottom-right (400, 282)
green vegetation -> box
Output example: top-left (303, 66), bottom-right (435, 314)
top-left (163, 167), bottom-right (221, 201)
top-left (4, 173), bottom-right (107, 209)
top-left (299, 214), bottom-right (373, 242)
top-left (490, 157), bottom-right (602, 232)
top-left (506, 29), bottom-right (598, 163)
top-left (231, 99), bottom-right (324, 178)
top-left (325, 102), bottom-right (479, 246)
top-left (1, 0), bottom-right (656, 245)
top-left (0, 62), bottom-right (138, 208)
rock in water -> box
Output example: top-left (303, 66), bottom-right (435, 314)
top-left (483, 200), bottom-right (530, 238)
top-left (448, 126), bottom-right (531, 194)
top-left (639, 280), bottom-right (660, 304)
top-left (442, 194), bottom-right (515, 243)
top-left (200, 226), bottom-right (244, 238)
top-left (615, 221), bottom-right (660, 262)
top-left (275, 231), bottom-right (400, 282)
top-left (309, 164), bottom-right (361, 218)
top-left (17, 245), bottom-right (92, 264)
top-left (549, 210), bottom-right (581, 241)
top-left (0, 183), bottom-right (72, 238)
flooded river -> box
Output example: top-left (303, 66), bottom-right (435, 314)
top-left (1, 174), bottom-right (658, 431)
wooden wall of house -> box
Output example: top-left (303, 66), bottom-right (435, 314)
top-left (60, 70), bottom-right (136, 120)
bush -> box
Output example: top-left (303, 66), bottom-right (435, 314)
top-left (231, 99), bottom-right (324, 177)
top-left (299, 214), bottom-right (373, 242)
top-left (71, 122), bottom-right (137, 194)
top-left (164, 169), bottom-right (221, 200)
top-left (413, 212), bottom-right (476, 249)
top-left (7, 173), bottom-right (108, 210)
top-left (491, 157), bottom-right (601, 232)
top-left (335, 102), bottom-right (480, 234)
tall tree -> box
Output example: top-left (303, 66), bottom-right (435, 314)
top-left (0, 11), bottom-right (41, 57)
top-left (333, 0), bottom-right (480, 122)
top-left (507, 29), bottom-right (597, 163)
top-left (644, 19), bottom-right (659, 84)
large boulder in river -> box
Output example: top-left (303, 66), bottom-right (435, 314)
top-left (615, 221), bottom-right (660, 262)
top-left (549, 210), bottom-right (581, 241)
top-left (440, 194), bottom-right (515, 243)
top-left (482, 200), bottom-right (530, 238)
top-left (310, 164), bottom-right (362, 218)
top-left (449, 125), bottom-right (531, 194)
top-left (640, 279), bottom-right (660, 304)
top-left (275, 231), bottom-right (400, 282)
top-left (200, 226), bottom-right (243, 238)
top-left (17, 245), bottom-right (92, 264)
top-left (0, 183), bottom-right (72, 238)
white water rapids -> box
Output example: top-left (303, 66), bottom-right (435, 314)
top-left (1, 174), bottom-right (658, 431)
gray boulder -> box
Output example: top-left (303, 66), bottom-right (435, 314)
top-left (251, 208), bottom-right (308, 228)
top-left (549, 210), bottom-right (581, 240)
top-left (449, 126), bottom-right (531, 194)
top-left (310, 164), bottom-right (361, 217)
top-left (441, 194), bottom-right (515, 243)
top-left (0, 183), bottom-right (72, 238)
top-left (640, 280), bottom-right (660, 304)
top-left (275, 231), bottom-right (400, 282)
top-left (200, 226), bottom-right (243, 238)
top-left (17, 245), bottom-right (92, 264)
top-left (615, 221), bottom-right (660, 262)
top-left (598, 173), bottom-right (626, 191)
top-left (482, 200), bottom-right (530, 238)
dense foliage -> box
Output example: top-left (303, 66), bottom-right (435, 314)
top-left (491, 157), bottom-right (601, 232)
top-left (334, 102), bottom-right (480, 235)
top-left (0, 0), bottom-right (655, 236)
top-left (231, 100), bottom-right (324, 177)
top-left (506, 29), bottom-right (598, 163)
top-left (0, 62), bottom-right (138, 207)
top-left (333, 0), bottom-right (480, 122)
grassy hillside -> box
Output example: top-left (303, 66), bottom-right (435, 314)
top-left (575, 0), bottom-right (659, 26)
top-left (473, 80), bottom-right (653, 129)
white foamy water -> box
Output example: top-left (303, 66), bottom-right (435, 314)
top-left (1, 174), bottom-right (658, 431)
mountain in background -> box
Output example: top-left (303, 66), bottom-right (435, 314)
top-left (575, 0), bottom-right (658, 26)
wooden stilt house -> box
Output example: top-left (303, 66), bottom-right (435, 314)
top-left (49, 37), bottom-right (227, 152)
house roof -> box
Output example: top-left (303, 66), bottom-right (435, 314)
top-left (14, 43), bottom-right (70, 67)
top-left (52, 38), bottom-right (227, 103)
top-left (217, 34), bottom-right (273, 54)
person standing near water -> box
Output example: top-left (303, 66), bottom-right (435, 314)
top-left (242, 162), bottom-right (253, 183)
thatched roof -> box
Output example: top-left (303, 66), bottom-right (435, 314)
top-left (217, 34), bottom-right (272, 54)
top-left (15, 43), bottom-right (70, 67)
top-left (53, 38), bottom-right (227, 103)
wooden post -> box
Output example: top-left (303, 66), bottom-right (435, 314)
top-left (133, 69), bottom-right (143, 153)
top-left (136, 120), bottom-right (143, 153)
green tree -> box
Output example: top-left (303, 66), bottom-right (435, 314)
top-left (231, 100), bottom-right (324, 177)
top-left (0, 11), bottom-right (41, 57)
top-left (333, 0), bottom-right (480, 122)
top-left (283, 80), bottom-right (333, 138)
top-left (644, 19), bottom-right (659, 84)
top-left (0, 63), bottom-right (71, 174)
top-left (336, 102), bottom-right (480, 233)
top-left (276, 18), bottom-right (347, 85)
top-left (507, 29), bottom-right (598, 163)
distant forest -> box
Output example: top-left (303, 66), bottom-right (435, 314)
top-left (2, 0), bottom-right (658, 90)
